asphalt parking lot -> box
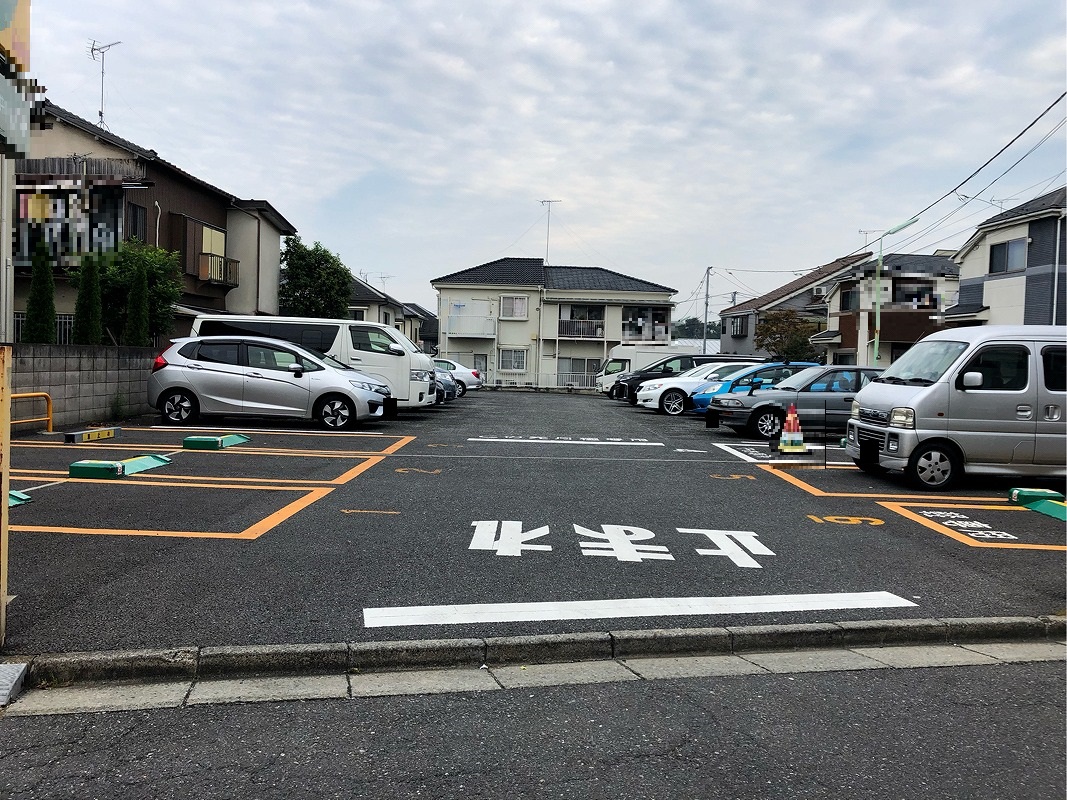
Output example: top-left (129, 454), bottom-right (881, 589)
top-left (3, 390), bottom-right (1064, 655)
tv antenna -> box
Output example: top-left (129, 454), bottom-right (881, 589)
top-left (87, 39), bottom-right (122, 129)
top-left (859, 229), bottom-right (882, 247)
top-left (540, 200), bottom-right (561, 265)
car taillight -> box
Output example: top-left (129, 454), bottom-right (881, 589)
top-left (472, 370), bottom-right (480, 378)
top-left (151, 354), bottom-right (168, 372)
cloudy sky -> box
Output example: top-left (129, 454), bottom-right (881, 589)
top-left (32, 1), bottom-right (1066, 318)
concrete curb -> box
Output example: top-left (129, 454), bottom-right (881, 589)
top-left (8, 615), bottom-right (1065, 690)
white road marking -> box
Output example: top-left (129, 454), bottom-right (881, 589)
top-left (363, 591), bottom-right (917, 627)
top-left (712, 443), bottom-right (765, 462)
top-left (468, 438), bottom-right (664, 446)
top-left (148, 426), bottom-right (384, 435)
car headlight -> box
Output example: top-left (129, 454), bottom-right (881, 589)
top-left (715, 398), bottom-right (744, 407)
top-left (351, 380), bottom-right (391, 396)
top-left (644, 383), bottom-right (664, 391)
top-left (889, 407), bottom-right (915, 428)
top-left (851, 400), bottom-right (860, 418)
top-left (410, 369), bottom-right (433, 382)
top-left (698, 383), bottom-right (723, 395)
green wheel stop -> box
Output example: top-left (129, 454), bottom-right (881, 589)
top-left (183, 434), bottom-right (251, 450)
top-left (1009, 487), bottom-right (1067, 522)
top-left (69, 454), bottom-right (171, 479)
top-left (7, 490), bottom-right (31, 507)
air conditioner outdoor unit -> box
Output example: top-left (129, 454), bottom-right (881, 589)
top-left (812, 286), bottom-right (827, 298)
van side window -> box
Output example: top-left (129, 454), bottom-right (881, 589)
top-left (199, 320), bottom-right (270, 337)
top-left (1042, 346), bottom-right (1066, 392)
top-left (267, 323), bottom-right (339, 354)
top-left (959, 346), bottom-right (1029, 390)
top-left (350, 327), bottom-right (399, 354)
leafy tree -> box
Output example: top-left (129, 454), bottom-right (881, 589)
top-left (72, 252), bottom-right (103, 345)
top-left (67, 240), bottom-right (182, 344)
top-left (279, 236), bottom-right (353, 318)
top-left (24, 240), bottom-right (57, 343)
top-left (672, 317), bottom-right (720, 339)
top-left (123, 260), bottom-right (151, 347)
top-left (753, 309), bottom-right (821, 362)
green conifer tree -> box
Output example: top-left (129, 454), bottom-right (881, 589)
top-left (24, 240), bottom-right (57, 344)
top-left (72, 253), bottom-right (104, 345)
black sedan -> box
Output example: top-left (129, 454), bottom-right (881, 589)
top-left (707, 365), bottom-right (883, 439)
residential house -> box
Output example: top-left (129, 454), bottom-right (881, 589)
top-left (13, 100), bottom-right (296, 341)
top-left (346, 274), bottom-right (436, 349)
top-left (944, 187), bottom-right (1066, 327)
top-left (401, 302), bottom-right (437, 353)
top-left (814, 253), bottom-right (959, 365)
top-left (719, 253), bottom-right (872, 357)
top-left (431, 257), bottom-right (677, 387)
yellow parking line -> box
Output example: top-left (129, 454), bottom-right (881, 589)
top-left (758, 464), bottom-right (1009, 502)
top-left (880, 501), bottom-right (1066, 551)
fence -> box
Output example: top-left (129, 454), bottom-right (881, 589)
top-left (489, 371), bottom-right (598, 390)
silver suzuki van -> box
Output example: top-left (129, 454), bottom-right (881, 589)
top-left (845, 325), bottom-right (1065, 489)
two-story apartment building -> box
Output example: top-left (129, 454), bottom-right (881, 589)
top-left (719, 253), bottom-right (872, 357)
top-left (13, 100), bottom-right (296, 341)
top-left (814, 252), bottom-right (959, 365)
top-left (431, 257), bottom-right (677, 388)
top-left (944, 187), bottom-right (1066, 327)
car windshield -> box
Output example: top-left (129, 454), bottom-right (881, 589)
top-left (776, 367), bottom-right (825, 391)
top-left (601, 358), bottom-right (628, 375)
top-left (707, 364), bottom-right (753, 380)
top-left (876, 340), bottom-right (968, 385)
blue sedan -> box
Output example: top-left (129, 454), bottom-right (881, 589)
top-left (688, 362), bottom-right (820, 412)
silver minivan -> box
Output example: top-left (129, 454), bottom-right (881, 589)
top-left (845, 325), bottom-right (1065, 489)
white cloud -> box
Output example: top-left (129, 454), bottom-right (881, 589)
top-left (32, 0), bottom-right (1067, 310)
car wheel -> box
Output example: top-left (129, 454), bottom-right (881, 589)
top-left (159, 389), bottom-right (199, 425)
top-left (455, 380), bottom-right (467, 397)
top-left (749, 408), bottom-right (784, 440)
top-left (316, 395), bottom-right (358, 430)
top-left (626, 388), bottom-right (638, 406)
top-left (906, 442), bottom-right (961, 490)
top-left (659, 389), bottom-right (686, 416)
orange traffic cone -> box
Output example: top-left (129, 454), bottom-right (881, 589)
top-left (777, 403), bottom-right (808, 454)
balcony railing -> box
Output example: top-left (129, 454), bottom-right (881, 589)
top-left (199, 253), bottom-right (240, 286)
top-left (557, 319), bottom-right (606, 338)
top-left (444, 315), bottom-right (497, 337)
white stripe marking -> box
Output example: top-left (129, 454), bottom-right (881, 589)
top-left (363, 591), bottom-right (917, 627)
top-left (467, 438), bottom-right (664, 446)
top-left (713, 443), bottom-right (764, 462)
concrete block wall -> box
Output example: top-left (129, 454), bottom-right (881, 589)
top-left (10, 344), bottom-right (157, 430)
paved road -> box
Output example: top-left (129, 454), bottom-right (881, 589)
top-left (4, 391), bottom-right (1064, 654)
top-left (1, 659), bottom-right (1063, 799)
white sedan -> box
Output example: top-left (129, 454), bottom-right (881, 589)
top-left (635, 362), bottom-right (756, 416)
top-left (433, 357), bottom-right (483, 396)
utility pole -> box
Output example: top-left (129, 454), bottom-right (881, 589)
top-left (540, 200), bottom-right (561, 265)
top-left (702, 266), bottom-right (713, 354)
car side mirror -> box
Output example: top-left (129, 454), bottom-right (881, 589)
top-left (287, 363), bottom-right (304, 378)
top-left (388, 343), bottom-right (405, 356)
top-left (962, 371), bottom-right (983, 389)
top-left (748, 377), bottom-right (764, 396)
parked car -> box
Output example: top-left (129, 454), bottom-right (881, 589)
top-left (613, 354), bottom-right (763, 403)
top-left (845, 325), bottom-right (1066, 489)
top-left (635, 362), bottom-right (756, 416)
top-left (433, 368), bottom-right (458, 404)
top-left (708, 365), bottom-right (883, 438)
top-left (148, 336), bottom-right (391, 429)
top-left (689, 362), bottom-right (821, 413)
top-left (433, 357), bottom-right (482, 396)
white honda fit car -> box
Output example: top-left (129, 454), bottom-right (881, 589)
top-left (148, 336), bottom-right (391, 429)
